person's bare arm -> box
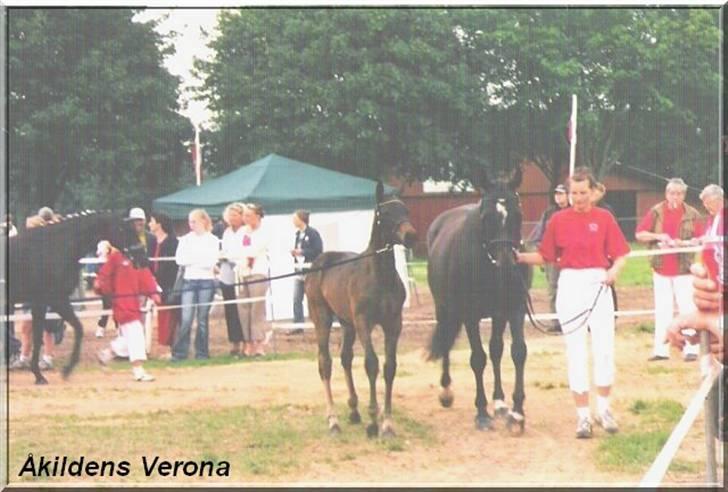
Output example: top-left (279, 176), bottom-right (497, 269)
top-left (516, 251), bottom-right (545, 266)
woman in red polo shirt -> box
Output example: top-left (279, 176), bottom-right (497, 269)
top-left (517, 167), bottom-right (630, 439)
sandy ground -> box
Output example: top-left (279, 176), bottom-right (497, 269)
top-left (6, 285), bottom-right (724, 487)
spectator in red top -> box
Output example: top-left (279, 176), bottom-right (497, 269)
top-left (95, 242), bottom-right (161, 382)
top-left (517, 167), bottom-right (630, 439)
top-left (698, 184), bottom-right (725, 289)
top-left (635, 178), bottom-right (703, 362)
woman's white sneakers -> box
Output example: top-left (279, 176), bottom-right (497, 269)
top-left (595, 409), bottom-right (619, 434)
top-left (578, 410), bottom-right (619, 438)
top-left (576, 417), bottom-right (593, 439)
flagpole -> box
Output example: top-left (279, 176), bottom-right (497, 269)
top-left (194, 124), bottom-right (202, 186)
top-left (569, 94), bottom-right (577, 178)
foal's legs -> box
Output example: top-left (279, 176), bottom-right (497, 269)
top-left (51, 300), bottom-right (83, 379)
top-left (465, 318), bottom-right (493, 430)
top-left (30, 304), bottom-right (47, 385)
top-left (354, 314), bottom-right (380, 438)
top-left (507, 309), bottom-right (528, 435)
top-left (311, 303), bottom-right (338, 433)
top-left (380, 314), bottom-right (402, 438)
top-left (339, 321), bottom-right (361, 424)
top-left (489, 315), bottom-right (509, 418)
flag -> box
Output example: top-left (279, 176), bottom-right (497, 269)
top-left (192, 125), bottom-right (202, 186)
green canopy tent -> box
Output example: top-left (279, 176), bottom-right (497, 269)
top-left (152, 153), bottom-right (395, 220)
top-left (152, 154), bottom-right (410, 319)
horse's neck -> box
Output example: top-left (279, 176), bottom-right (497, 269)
top-left (363, 215), bottom-right (399, 280)
top-left (66, 225), bottom-right (101, 264)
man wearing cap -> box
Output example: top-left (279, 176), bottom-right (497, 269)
top-left (635, 178), bottom-right (703, 362)
top-left (126, 207), bottom-right (156, 257)
top-left (527, 184), bottom-right (570, 332)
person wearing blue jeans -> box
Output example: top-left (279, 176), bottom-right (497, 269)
top-left (172, 209), bottom-right (220, 361)
top-left (175, 279), bottom-right (216, 359)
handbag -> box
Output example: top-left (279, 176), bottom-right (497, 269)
top-left (167, 266), bottom-right (185, 305)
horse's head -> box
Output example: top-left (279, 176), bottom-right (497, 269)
top-left (66, 210), bottom-right (129, 253)
top-left (374, 182), bottom-right (417, 249)
top-left (471, 165), bottom-right (523, 268)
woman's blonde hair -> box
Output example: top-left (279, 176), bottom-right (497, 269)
top-left (245, 202), bottom-right (265, 218)
top-left (189, 208), bottom-right (212, 231)
top-left (223, 202), bottom-right (246, 223)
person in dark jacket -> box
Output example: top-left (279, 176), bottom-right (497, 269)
top-left (527, 184), bottom-right (570, 332)
top-left (290, 210), bottom-right (323, 333)
top-left (148, 212), bottom-right (179, 358)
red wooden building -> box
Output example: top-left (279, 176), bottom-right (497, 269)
top-left (389, 162), bottom-right (701, 256)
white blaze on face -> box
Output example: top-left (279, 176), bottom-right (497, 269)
top-left (496, 200), bottom-right (508, 226)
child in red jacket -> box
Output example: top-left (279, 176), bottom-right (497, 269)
top-left (95, 243), bottom-right (161, 382)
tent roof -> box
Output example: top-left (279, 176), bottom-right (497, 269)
top-left (153, 153), bottom-right (395, 219)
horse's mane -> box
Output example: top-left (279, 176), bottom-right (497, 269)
top-left (19, 210), bottom-right (109, 231)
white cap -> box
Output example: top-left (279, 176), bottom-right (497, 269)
top-left (126, 207), bottom-right (146, 221)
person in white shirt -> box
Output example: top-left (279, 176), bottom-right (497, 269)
top-left (237, 203), bottom-right (272, 357)
top-left (172, 209), bottom-right (220, 360)
top-left (220, 202), bottom-right (246, 357)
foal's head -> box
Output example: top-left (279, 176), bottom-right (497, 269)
top-left (471, 166), bottom-right (523, 268)
top-left (374, 182), bottom-right (417, 250)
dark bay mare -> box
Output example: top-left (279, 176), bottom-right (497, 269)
top-left (305, 183), bottom-right (417, 438)
top-left (7, 211), bottom-right (126, 384)
top-left (427, 166), bottom-right (532, 434)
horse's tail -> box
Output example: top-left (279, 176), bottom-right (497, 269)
top-left (427, 310), bottom-right (461, 361)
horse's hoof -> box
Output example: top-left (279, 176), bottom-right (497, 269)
top-left (35, 377), bottom-right (48, 385)
top-left (475, 414), bottom-right (494, 431)
top-left (506, 412), bottom-right (525, 436)
top-left (61, 366), bottom-right (73, 380)
top-left (329, 423), bottom-right (341, 436)
top-left (494, 406), bottom-right (509, 419)
top-left (366, 423), bottom-right (379, 438)
top-left (494, 399), bottom-right (509, 418)
top-left (439, 388), bottom-right (454, 408)
top-left (380, 426), bottom-right (396, 439)
top-left (349, 411), bottom-right (361, 424)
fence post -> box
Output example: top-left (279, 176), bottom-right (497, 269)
top-left (700, 331), bottom-right (718, 484)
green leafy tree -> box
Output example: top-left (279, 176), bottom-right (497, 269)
top-left (9, 8), bottom-right (192, 218)
top-left (461, 8), bottom-right (719, 185)
top-left (196, 9), bottom-right (489, 183)
top-left (196, 8), bottom-right (719, 187)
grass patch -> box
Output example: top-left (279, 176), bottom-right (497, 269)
top-left (9, 402), bottom-right (435, 483)
top-left (627, 399), bottom-right (684, 424)
top-left (645, 365), bottom-right (676, 376)
top-left (596, 399), bottom-right (684, 472)
top-left (635, 323), bottom-right (654, 334)
top-left (408, 261), bottom-right (427, 286)
top-left (668, 459), bottom-right (701, 474)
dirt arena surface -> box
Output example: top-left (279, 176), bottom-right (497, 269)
top-left (6, 285), bottom-right (724, 486)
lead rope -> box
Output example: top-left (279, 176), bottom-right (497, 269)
top-left (509, 246), bottom-right (607, 337)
